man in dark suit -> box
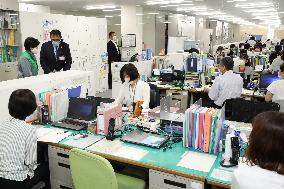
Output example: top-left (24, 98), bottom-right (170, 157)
top-left (107, 31), bottom-right (120, 89)
top-left (40, 30), bottom-right (72, 74)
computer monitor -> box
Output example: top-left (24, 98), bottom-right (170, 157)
top-left (259, 74), bottom-right (280, 91)
top-left (67, 98), bottom-right (96, 121)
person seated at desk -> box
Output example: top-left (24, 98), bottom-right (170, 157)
top-left (204, 57), bottom-right (243, 107)
top-left (269, 45), bottom-right (282, 64)
top-left (115, 63), bottom-right (150, 111)
top-left (232, 111), bottom-right (284, 189)
top-left (0, 89), bottom-right (38, 189)
top-left (268, 50), bottom-right (284, 74)
top-left (265, 63), bottom-right (284, 102)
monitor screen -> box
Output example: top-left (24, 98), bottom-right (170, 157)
top-left (259, 74), bottom-right (280, 90)
top-left (67, 98), bottom-right (96, 121)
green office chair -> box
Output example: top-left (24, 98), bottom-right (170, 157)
top-left (69, 148), bottom-right (146, 189)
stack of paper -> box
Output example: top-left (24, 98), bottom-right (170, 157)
top-left (210, 168), bottom-right (233, 182)
top-left (37, 128), bottom-right (72, 143)
top-left (177, 151), bottom-right (217, 172)
top-left (86, 139), bottom-right (123, 154)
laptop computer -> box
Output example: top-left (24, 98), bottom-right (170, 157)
top-left (52, 98), bottom-right (96, 130)
top-left (121, 130), bottom-right (169, 149)
top-left (259, 74), bottom-right (280, 92)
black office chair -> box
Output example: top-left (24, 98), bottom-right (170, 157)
top-left (223, 99), bottom-right (234, 120)
top-left (231, 98), bottom-right (280, 123)
top-left (148, 83), bottom-right (160, 109)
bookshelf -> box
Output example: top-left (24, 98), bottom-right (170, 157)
top-left (0, 9), bottom-right (19, 63)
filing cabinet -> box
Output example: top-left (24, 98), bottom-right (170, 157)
top-left (166, 90), bottom-right (189, 112)
top-left (149, 169), bottom-right (204, 189)
top-left (48, 145), bottom-right (74, 189)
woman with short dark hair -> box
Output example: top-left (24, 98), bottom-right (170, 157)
top-left (18, 37), bottom-right (40, 78)
top-left (232, 111), bottom-right (284, 189)
top-left (0, 89), bottom-right (39, 189)
top-left (115, 63), bottom-right (150, 111)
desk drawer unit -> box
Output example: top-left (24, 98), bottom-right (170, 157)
top-left (166, 90), bottom-right (189, 112)
top-left (149, 170), bottom-right (204, 189)
top-left (48, 146), bottom-right (74, 189)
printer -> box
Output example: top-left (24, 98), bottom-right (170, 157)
top-left (96, 103), bottom-right (123, 135)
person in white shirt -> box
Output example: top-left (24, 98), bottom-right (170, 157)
top-left (232, 111), bottom-right (284, 189)
top-left (115, 63), bottom-right (150, 111)
top-left (247, 36), bottom-right (256, 47)
top-left (204, 57), bottom-right (243, 107)
top-left (0, 89), bottom-right (39, 189)
top-left (268, 52), bottom-right (284, 74)
top-left (265, 63), bottom-right (284, 102)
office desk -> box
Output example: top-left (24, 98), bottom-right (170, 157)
top-left (149, 81), bottom-right (265, 101)
top-left (38, 125), bottom-right (229, 189)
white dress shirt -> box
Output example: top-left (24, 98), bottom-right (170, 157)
top-left (232, 162), bottom-right (284, 189)
top-left (269, 57), bottom-right (284, 73)
top-left (209, 70), bottom-right (243, 106)
top-left (267, 79), bottom-right (284, 102)
top-left (111, 40), bottom-right (119, 54)
top-left (0, 118), bottom-right (37, 181)
top-left (116, 80), bottom-right (150, 109)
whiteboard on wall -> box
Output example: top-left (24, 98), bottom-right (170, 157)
top-left (19, 12), bottom-right (108, 93)
top-left (167, 36), bottom-right (188, 53)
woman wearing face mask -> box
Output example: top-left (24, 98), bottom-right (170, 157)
top-left (115, 63), bottom-right (150, 111)
top-left (265, 63), bottom-right (284, 102)
top-left (18, 37), bottom-right (40, 78)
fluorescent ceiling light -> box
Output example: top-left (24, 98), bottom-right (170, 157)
top-left (103, 10), bottom-right (114, 12)
top-left (136, 13), bottom-right (144, 16)
top-left (148, 12), bottom-right (160, 15)
top-left (105, 15), bottom-right (113, 18)
top-left (114, 24), bottom-right (121, 25)
top-left (163, 21), bottom-right (172, 23)
top-left (85, 5), bottom-right (116, 10)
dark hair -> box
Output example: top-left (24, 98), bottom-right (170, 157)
top-left (281, 51), bottom-right (284, 62)
top-left (230, 44), bottom-right (236, 49)
top-left (275, 45), bottom-right (282, 52)
top-left (50, 29), bottom-right (62, 37)
top-left (280, 63), bottom-right (284, 72)
top-left (217, 46), bottom-right (223, 52)
top-left (250, 36), bottom-right (255, 41)
top-left (280, 39), bottom-right (284, 45)
top-left (24, 37), bottom-right (40, 51)
top-left (120, 63), bottom-right (139, 83)
top-left (254, 44), bottom-right (262, 50)
top-left (188, 48), bottom-right (199, 54)
top-left (239, 43), bottom-right (244, 48)
top-left (220, 57), bottom-right (234, 70)
top-left (240, 53), bottom-right (251, 67)
top-left (244, 43), bottom-right (251, 50)
top-left (240, 49), bottom-right (247, 54)
top-left (8, 89), bottom-right (37, 120)
top-left (109, 31), bottom-right (115, 38)
top-left (245, 111), bottom-right (284, 175)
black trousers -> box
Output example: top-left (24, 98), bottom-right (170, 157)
top-left (108, 61), bottom-right (112, 89)
top-left (0, 163), bottom-right (49, 189)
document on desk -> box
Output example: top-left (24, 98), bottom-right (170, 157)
top-left (62, 135), bottom-right (104, 149)
top-left (86, 138), bottom-right (123, 154)
top-left (37, 128), bottom-right (72, 143)
top-left (113, 146), bottom-right (149, 161)
top-left (177, 151), bottom-right (217, 172)
top-left (210, 168), bottom-right (233, 182)
top-left (36, 127), bottom-right (54, 138)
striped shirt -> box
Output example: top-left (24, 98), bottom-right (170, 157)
top-left (0, 118), bottom-right (37, 181)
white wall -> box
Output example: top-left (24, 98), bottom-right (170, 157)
top-left (19, 3), bottom-right (50, 13)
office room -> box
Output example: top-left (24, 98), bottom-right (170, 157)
top-left (0, 0), bottom-right (284, 188)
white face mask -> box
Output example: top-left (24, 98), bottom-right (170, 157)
top-left (113, 36), bottom-right (117, 41)
top-left (31, 48), bottom-right (38, 54)
top-left (124, 77), bottom-right (130, 84)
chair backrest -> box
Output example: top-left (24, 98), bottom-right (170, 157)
top-left (231, 98), bottom-right (280, 123)
top-left (149, 83), bottom-right (160, 109)
top-left (274, 100), bottom-right (284, 112)
top-left (69, 148), bottom-right (118, 189)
